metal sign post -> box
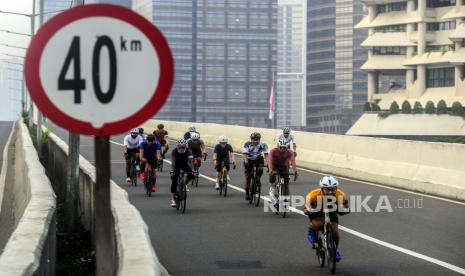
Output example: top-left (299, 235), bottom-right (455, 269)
top-left (94, 135), bottom-right (112, 274)
top-left (24, 4), bottom-right (174, 275)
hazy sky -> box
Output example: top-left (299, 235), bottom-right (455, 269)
top-left (0, 0), bottom-right (34, 60)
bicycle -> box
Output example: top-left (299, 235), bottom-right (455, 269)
top-left (313, 209), bottom-right (338, 274)
top-left (218, 161), bottom-right (229, 197)
top-left (274, 172), bottom-right (295, 218)
top-left (129, 153), bottom-right (139, 187)
top-left (192, 157), bottom-right (201, 187)
top-left (157, 154), bottom-right (164, 172)
top-left (175, 171), bottom-right (187, 213)
top-left (144, 163), bottom-right (157, 197)
top-left (249, 164), bottom-right (266, 207)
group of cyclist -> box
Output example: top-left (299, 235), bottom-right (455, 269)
top-left (123, 124), bottom-right (349, 261)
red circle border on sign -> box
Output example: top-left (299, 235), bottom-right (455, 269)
top-left (24, 4), bottom-right (174, 136)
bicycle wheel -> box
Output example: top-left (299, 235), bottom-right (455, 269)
top-left (275, 181), bottom-right (280, 214)
top-left (130, 157), bottom-right (137, 186)
top-left (158, 159), bottom-right (163, 172)
top-left (223, 169), bottom-right (228, 197)
top-left (176, 178), bottom-right (183, 211)
top-left (325, 223), bottom-right (337, 274)
top-left (249, 180), bottom-right (254, 205)
top-left (316, 235), bottom-right (325, 267)
top-left (146, 172), bottom-right (151, 197)
top-left (281, 181), bottom-right (286, 218)
top-left (194, 167), bottom-right (199, 187)
top-left (182, 180), bottom-right (187, 213)
top-left (254, 177), bottom-right (261, 207)
top-left (219, 170), bottom-right (223, 196)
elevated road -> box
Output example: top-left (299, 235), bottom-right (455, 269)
top-left (46, 122), bottom-right (465, 275)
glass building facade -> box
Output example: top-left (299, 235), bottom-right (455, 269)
top-left (276, 0), bottom-right (306, 129)
top-left (85, 0), bottom-right (131, 8)
top-left (306, 0), bottom-right (367, 133)
top-left (133, 0), bottom-right (277, 127)
top-left (43, 0), bottom-right (71, 23)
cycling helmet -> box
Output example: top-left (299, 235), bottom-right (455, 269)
top-left (277, 138), bottom-right (290, 148)
top-left (191, 132), bottom-right (200, 140)
top-left (176, 138), bottom-right (188, 147)
top-left (319, 175), bottom-right (339, 188)
top-left (283, 127), bottom-right (290, 134)
top-left (146, 134), bottom-right (155, 142)
top-left (130, 128), bottom-right (138, 134)
top-left (219, 136), bottom-right (228, 143)
top-left (250, 132), bottom-right (261, 140)
top-left (138, 127), bottom-right (144, 134)
top-left (188, 125), bottom-right (196, 132)
top-left (157, 124), bottom-right (164, 129)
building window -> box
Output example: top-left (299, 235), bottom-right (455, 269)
top-left (426, 67), bottom-right (455, 88)
top-left (373, 24), bottom-right (406, 33)
top-left (427, 0), bottom-right (456, 8)
top-left (376, 2), bottom-right (407, 14)
top-left (373, 47), bottom-right (406, 55)
top-left (425, 44), bottom-right (455, 52)
top-left (427, 21), bottom-right (456, 31)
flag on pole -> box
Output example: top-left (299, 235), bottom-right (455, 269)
top-left (269, 80), bottom-right (275, 120)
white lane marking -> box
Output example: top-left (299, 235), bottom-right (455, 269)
top-left (110, 139), bottom-right (465, 275)
top-left (196, 143), bottom-right (465, 206)
top-left (0, 121), bottom-right (16, 213)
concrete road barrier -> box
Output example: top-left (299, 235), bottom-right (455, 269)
top-left (142, 120), bottom-right (465, 201)
top-left (0, 121), bottom-right (56, 275)
top-left (46, 129), bottom-right (168, 275)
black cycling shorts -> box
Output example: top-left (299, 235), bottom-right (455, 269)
top-left (215, 159), bottom-right (230, 172)
top-left (244, 156), bottom-right (264, 174)
top-left (125, 148), bottom-right (139, 160)
top-left (308, 211), bottom-right (339, 224)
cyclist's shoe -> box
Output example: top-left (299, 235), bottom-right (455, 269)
top-left (335, 251), bottom-right (342, 262)
top-left (227, 175), bottom-right (231, 181)
top-left (307, 227), bottom-right (318, 245)
top-left (186, 185), bottom-right (190, 192)
top-left (170, 200), bottom-right (176, 207)
top-left (215, 182), bottom-right (220, 190)
top-left (136, 165), bottom-right (140, 171)
top-left (151, 186), bottom-right (156, 192)
top-left (126, 177), bottom-right (131, 183)
top-left (139, 172), bottom-right (145, 181)
top-left (245, 192), bottom-right (251, 200)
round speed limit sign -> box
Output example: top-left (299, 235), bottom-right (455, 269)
top-left (25, 4), bottom-right (174, 136)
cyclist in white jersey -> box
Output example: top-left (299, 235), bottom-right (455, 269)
top-left (275, 127), bottom-right (297, 157)
top-left (242, 132), bottom-right (269, 200)
top-left (123, 128), bottom-right (144, 182)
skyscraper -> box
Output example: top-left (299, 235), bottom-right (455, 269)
top-left (43, 0), bottom-right (70, 22)
top-left (306, 0), bottom-right (367, 133)
top-left (85, 0), bottom-right (131, 8)
top-left (133, 0), bottom-right (278, 127)
top-left (276, 0), bottom-right (307, 128)
top-left (0, 59), bottom-right (22, 121)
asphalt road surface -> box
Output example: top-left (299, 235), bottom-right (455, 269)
top-left (46, 122), bottom-right (465, 276)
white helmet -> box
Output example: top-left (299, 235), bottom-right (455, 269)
top-left (188, 125), bottom-right (196, 132)
top-left (277, 137), bottom-right (289, 148)
top-left (191, 132), bottom-right (200, 140)
top-left (176, 138), bottom-right (188, 147)
top-left (283, 127), bottom-right (291, 134)
top-left (130, 128), bottom-right (138, 134)
top-left (219, 136), bottom-right (228, 143)
top-left (319, 175), bottom-right (339, 188)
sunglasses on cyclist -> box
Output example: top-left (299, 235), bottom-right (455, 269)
top-left (322, 187), bottom-right (336, 192)
top-left (178, 146), bottom-right (187, 150)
